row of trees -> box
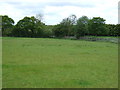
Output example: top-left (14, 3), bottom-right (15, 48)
top-left (53, 15), bottom-right (120, 38)
top-left (0, 15), bottom-right (120, 39)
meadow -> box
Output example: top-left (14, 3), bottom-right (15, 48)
top-left (2, 37), bottom-right (118, 88)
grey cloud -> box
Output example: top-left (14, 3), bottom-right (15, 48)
top-left (5, 1), bottom-right (21, 5)
top-left (3, 1), bottom-right (95, 16)
top-left (5, 1), bottom-right (95, 9)
top-left (46, 2), bottom-right (95, 8)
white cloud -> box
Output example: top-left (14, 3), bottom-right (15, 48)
top-left (0, 0), bottom-right (119, 25)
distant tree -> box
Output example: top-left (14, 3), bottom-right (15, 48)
top-left (1, 15), bottom-right (14, 36)
top-left (13, 16), bottom-right (34, 37)
top-left (106, 24), bottom-right (114, 36)
top-left (88, 17), bottom-right (107, 36)
top-left (106, 24), bottom-right (119, 36)
top-left (114, 24), bottom-right (120, 36)
top-left (54, 14), bottom-right (77, 37)
top-left (67, 14), bottom-right (77, 36)
top-left (60, 18), bottom-right (71, 36)
top-left (44, 25), bottom-right (54, 37)
top-left (36, 13), bottom-right (44, 22)
top-left (76, 16), bottom-right (89, 39)
top-left (1, 14), bottom-right (118, 38)
top-left (13, 16), bottom-right (45, 37)
top-left (0, 16), bottom-right (2, 36)
top-left (53, 24), bottom-right (66, 37)
top-left (33, 16), bottom-right (45, 37)
top-left (69, 14), bottom-right (77, 25)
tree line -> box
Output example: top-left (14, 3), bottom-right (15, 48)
top-left (0, 15), bottom-right (120, 39)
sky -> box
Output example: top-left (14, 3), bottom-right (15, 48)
top-left (0, 0), bottom-right (119, 25)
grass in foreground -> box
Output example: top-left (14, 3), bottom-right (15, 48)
top-left (2, 37), bottom-right (118, 88)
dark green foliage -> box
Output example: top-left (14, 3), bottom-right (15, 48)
top-left (12, 16), bottom-right (45, 37)
top-left (53, 24), bottom-right (66, 37)
top-left (106, 24), bottom-right (120, 36)
top-left (1, 15), bottom-right (14, 36)
top-left (43, 25), bottom-right (54, 37)
top-left (0, 16), bottom-right (2, 36)
top-left (88, 17), bottom-right (107, 36)
top-left (1, 15), bottom-right (119, 38)
top-left (53, 14), bottom-right (77, 37)
top-left (116, 24), bottom-right (120, 36)
top-left (67, 14), bottom-right (77, 36)
top-left (76, 16), bottom-right (89, 39)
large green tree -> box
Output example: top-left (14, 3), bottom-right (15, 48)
top-left (106, 24), bottom-right (116, 36)
top-left (53, 24), bottom-right (66, 37)
top-left (88, 17), bottom-right (107, 36)
top-left (1, 15), bottom-right (14, 36)
top-left (44, 25), bottom-right (54, 38)
top-left (0, 16), bottom-right (2, 36)
top-left (115, 24), bottom-right (120, 36)
top-left (76, 16), bottom-right (89, 39)
top-left (53, 14), bottom-right (77, 37)
top-left (13, 16), bottom-right (45, 37)
top-left (64, 14), bottom-right (77, 36)
top-left (105, 24), bottom-right (120, 36)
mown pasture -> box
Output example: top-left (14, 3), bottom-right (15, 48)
top-left (2, 37), bottom-right (118, 88)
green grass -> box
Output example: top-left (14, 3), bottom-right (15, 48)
top-left (2, 37), bottom-right (118, 88)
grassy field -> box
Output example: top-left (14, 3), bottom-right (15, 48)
top-left (2, 37), bottom-right (118, 88)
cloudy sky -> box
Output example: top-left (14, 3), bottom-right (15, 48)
top-left (0, 0), bottom-right (119, 25)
